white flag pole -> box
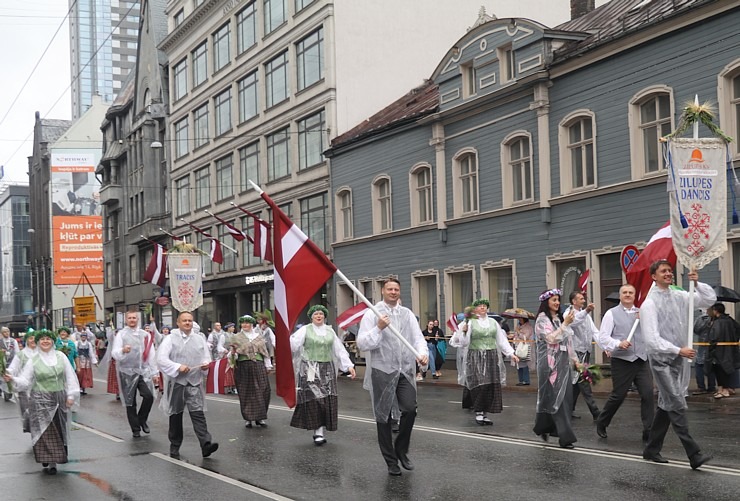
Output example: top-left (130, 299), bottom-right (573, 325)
top-left (334, 269), bottom-right (422, 359)
top-left (626, 318), bottom-right (640, 343)
top-left (247, 179), bottom-right (421, 358)
top-left (687, 94), bottom-right (699, 351)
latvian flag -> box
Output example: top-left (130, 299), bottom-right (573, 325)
top-left (446, 312), bottom-right (460, 333)
top-left (337, 303), bottom-right (369, 330)
top-left (143, 243), bottom-right (167, 287)
top-left (206, 358), bottom-right (229, 394)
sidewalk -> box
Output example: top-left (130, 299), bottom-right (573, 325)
top-left (347, 362), bottom-right (739, 406)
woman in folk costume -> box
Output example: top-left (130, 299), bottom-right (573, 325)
top-left (223, 322), bottom-right (236, 395)
top-left (228, 315), bottom-right (272, 428)
top-left (532, 289), bottom-right (578, 449)
top-left (451, 299), bottom-right (518, 426)
top-left (75, 331), bottom-right (98, 395)
top-left (55, 327), bottom-right (78, 371)
top-left (290, 305), bottom-right (356, 446)
top-left (7, 332), bottom-right (37, 432)
top-left (3, 329), bottom-right (80, 475)
top-left (100, 322), bottom-right (120, 400)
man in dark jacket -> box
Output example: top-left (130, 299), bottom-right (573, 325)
top-left (705, 303), bottom-right (740, 398)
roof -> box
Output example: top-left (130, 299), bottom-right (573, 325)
top-left (39, 118), bottom-right (72, 143)
top-left (553, 0), bottom-right (714, 60)
top-left (112, 71), bottom-right (136, 108)
top-left (330, 81), bottom-right (439, 148)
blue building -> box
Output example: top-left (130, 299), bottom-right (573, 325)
top-left (325, 0), bottom-right (740, 349)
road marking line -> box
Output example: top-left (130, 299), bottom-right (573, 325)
top-left (72, 422), bottom-right (125, 443)
top-left (150, 452), bottom-right (294, 500)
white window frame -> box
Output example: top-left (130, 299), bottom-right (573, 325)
top-left (443, 264), bottom-right (477, 318)
top-left (409, 162), bottom-right (433, 225)
top-left (501, 131), bottom-right (534, 207)
top-left (372, 175), bottom-right (392, 234)
top-left (452, 148), bottom-right (479, 217)
top-left (480, 259), bottom-right (517, 311)
top-left (558, 110), bottom-right (597, 195)
top-left (335, 187), bottom-right (353, 241)
top-left (718, 58), bottom-right (740, 159)
top-left (629, 85), bottom-right (675, 180)
top-left (411, 270), bottom-right (440, 324)
top-left (497, 44), bottom-right (515, 84)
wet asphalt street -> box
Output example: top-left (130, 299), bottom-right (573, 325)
top-left (2, 367), bottom-right (740, 501)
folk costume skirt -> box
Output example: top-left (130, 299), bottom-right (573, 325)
top-left (235, 359), bottom-right (271, 421)
top-left (107, 359), bottom-right (119, 395)
top-left (290, 361), bottom-right (339, 431)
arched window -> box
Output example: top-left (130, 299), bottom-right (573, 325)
top-left (410, 163), bottom-right (433, 224)
top-left (335, 188), bottom-right (353, 240)
top-left (372, 176), bottom-right (392, 233)
top-left (629, 86), bottom-right (674, 179)
top-left (501, 132), bottom-right (534, 207)
top-left (453, 149), bottom-right (479, 217)
top-left (558, 111), bottom-right (597, 194)
top-left (719, 59), bottom-right (740, 158)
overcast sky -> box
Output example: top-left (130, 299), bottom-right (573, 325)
top-left (0, 0), bottom-right (608, 184)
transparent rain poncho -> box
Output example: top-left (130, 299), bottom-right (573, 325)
top-left (640, 282), bottom-right (716, 412)
top-left (290, 323), bottom-right (353, 403)
top-left (13, 350), bottom-right (80, 447)
top-left (7, 347), bottom-right (37, 430)
top-left (112, 328), bottom-right (157, 408)
top-left (157, 330), bottom-right (210, 416)
top-left (534, 313), bottom-right (575, 414)
top-left (356, 302), bottom-right (427, 423)
top-left (449, 316), bottom-right (512, 389)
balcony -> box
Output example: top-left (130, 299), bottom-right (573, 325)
top-left (99, 183), bottom-right (123, 206)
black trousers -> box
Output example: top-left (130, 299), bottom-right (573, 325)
top-left (644, 407), bottom-right (700, 459)
top-left (572, 352), bottom-right (600, 418)
top-left (167, 385), bottom-right (212, 452)
top-left (125, 376), bottom-right (154, 432)
top-left (597, 357), bottom-right (654, 433)
top-left (372, 371), bottom-right (417, 467)
top-left (533, 382), bottom-right (577, 447)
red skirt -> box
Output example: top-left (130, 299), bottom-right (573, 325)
top-left (107, 360), bottom-right (119, 394)
top-left (224, 366), bottom-right (235, 387)
top-left (77, 367), bottom-right (94, 389)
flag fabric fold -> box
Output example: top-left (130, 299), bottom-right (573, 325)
top-left (578, 270), bottom-right (590, 293)
top-left (206, 358), bottom-right (229, 394)
top-left (625, 223), bottom-right (677, 307)
top-left (260, 191), bottom-right (337, 408)
top-left (142, 243), bottom-right (167, 287)
top-left (184, 222), bottom-right (224, 264)
top-left (233, 206), bottom-right (273, 262)
top-left (210, 213), bottom-right (248, 242)
top-left (337, 303), bottom-right (369, 331)
top-left (446, 312), bottom-right (460, 333)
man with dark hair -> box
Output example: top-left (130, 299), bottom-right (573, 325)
top-left (692, 306), bottom-right (717, 395)
top-left (564, 291), bottom-right (600, 420)
top-left (594, 284), bottom-right (654, 441)
top-left (705, 302), bottom-right (740, 399)
top-left (640, 260), bottom-right (714, 468)
top-left (157, 311), bottom-right (218, 459)
top-left (357, 278), bottom-right (428, 476)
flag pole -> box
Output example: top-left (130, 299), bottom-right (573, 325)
top-left (159, 227), bottom-right (183, 243)
top-left (247, 179), bottom-right (422, 359)
top-left (179, 218), bottom-right (238, 254)
top-left (686, 94), bottom-right (700, 351)
top-left (334, 269), bottom-right (422, 359)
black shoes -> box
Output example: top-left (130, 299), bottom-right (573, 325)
top-left (690, 452), bottom-right (712, 470)
top-left (140, 423), bottom-right (150, 434)
top-left (170, 449), bottom-right (180, 459)
top-left (397, 453), bottom-right (414, 471)
top-left (561, 444), bottom-right (575, 449)
top-left (255, 420), bottom-right (267, 427)
top-left (571, 414), bottom-right (581, 419)
top-left (202, 442), bottom-right (219, 458)
top-left (313, 435), bottom-right (327, 446)
top-left (643, 453), bottom-right (669, 464)
top-left (132, 430), bottom-right (141, 438)
top-left (387, 464), bottom-right (402, 476)
top-left (245, 421), bottom-right (252, 428)
top-left (596, 424), bottom-right (608, 438)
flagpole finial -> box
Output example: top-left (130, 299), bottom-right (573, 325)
top-left (248, 180), bottom-right (263, 194)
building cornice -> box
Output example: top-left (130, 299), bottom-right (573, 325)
top-left (159, 0), bottom-right (220, 52)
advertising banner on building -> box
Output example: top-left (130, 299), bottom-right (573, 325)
top-left (168, 253), bottom-right (203, 312)
top-left (50, 152), bottom-right (103, 285)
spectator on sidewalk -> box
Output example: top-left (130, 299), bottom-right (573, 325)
top-left (692, 308), bottom-right (717, 395)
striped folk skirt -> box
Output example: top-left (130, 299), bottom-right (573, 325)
top-left (464, 349), bottom-right (503, 414)
top-left (224, 366), bottom-right (235, 387)
top-left (33, 409), bottom-right (68, 464)
top-left (290, 361), bottom-right (339, 431)
top-left (107, 359), bottom-right (119, 395)
top-left (235, 360), bottom-right (271, 421)
top-left (77, 367), bottom-right (94, 389)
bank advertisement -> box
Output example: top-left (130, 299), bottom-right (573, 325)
top-left (51, 152), bottom-right (103, 285)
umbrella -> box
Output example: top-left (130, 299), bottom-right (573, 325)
top-left (605, 292), bottom-right (621, 304)
top-left (712, 285), bottom-right (740, 303)
top-left (501, 307), bottom-right (535, 320)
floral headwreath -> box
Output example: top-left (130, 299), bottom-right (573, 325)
top-left (471, 299), bottom-right (490, 308)
top-left (238, 315), bottom-right (257, 325)
top-left (308, 304), bottom-right (329, 318)
top-left (56, 326), bottom-right (71, 335)
top-left (538, 288), bottom-right (562, 303)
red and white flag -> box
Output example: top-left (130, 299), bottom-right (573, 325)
top-left (143, 243), bottom-right (167, 287)
top-left (625, 222), bottom-right (677, 307)
top-left (446, 312), bottom-right (460, 333)
top-left (184, 222), bottom-right (224, 264)
top-left (337, 303), bottom-right (368, 330)
top-left (578, 270), bottom-right (590, 293)
top-left (253, 218), bottom-right (273, 262)
top-left (210, 213), bottom-right (248, 242)
top-left (205, 358), bottom-right (229, 394)
top-left (261, 191), bottom-right (337, 408)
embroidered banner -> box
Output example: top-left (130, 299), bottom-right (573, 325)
top-left (167, 253), bottom-right (203, 312)
top-left (668, 137), bottom-right (727, 270)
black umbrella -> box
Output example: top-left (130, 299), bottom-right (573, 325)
top-left (605, 292), bottom-right (621, 304)
top-left (712, 285), bottom-right (740, 303)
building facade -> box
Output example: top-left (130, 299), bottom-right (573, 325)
top-left (326, 0), bottom-right (740, 357)
top-left (0, 185), bottom-right (32, 332)
top-left (98, 0), bottom-right (171, 327)
top-left (69, 0), bottom-right (141, 119)
top-left (157, 0), bottom-right (493, 326)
